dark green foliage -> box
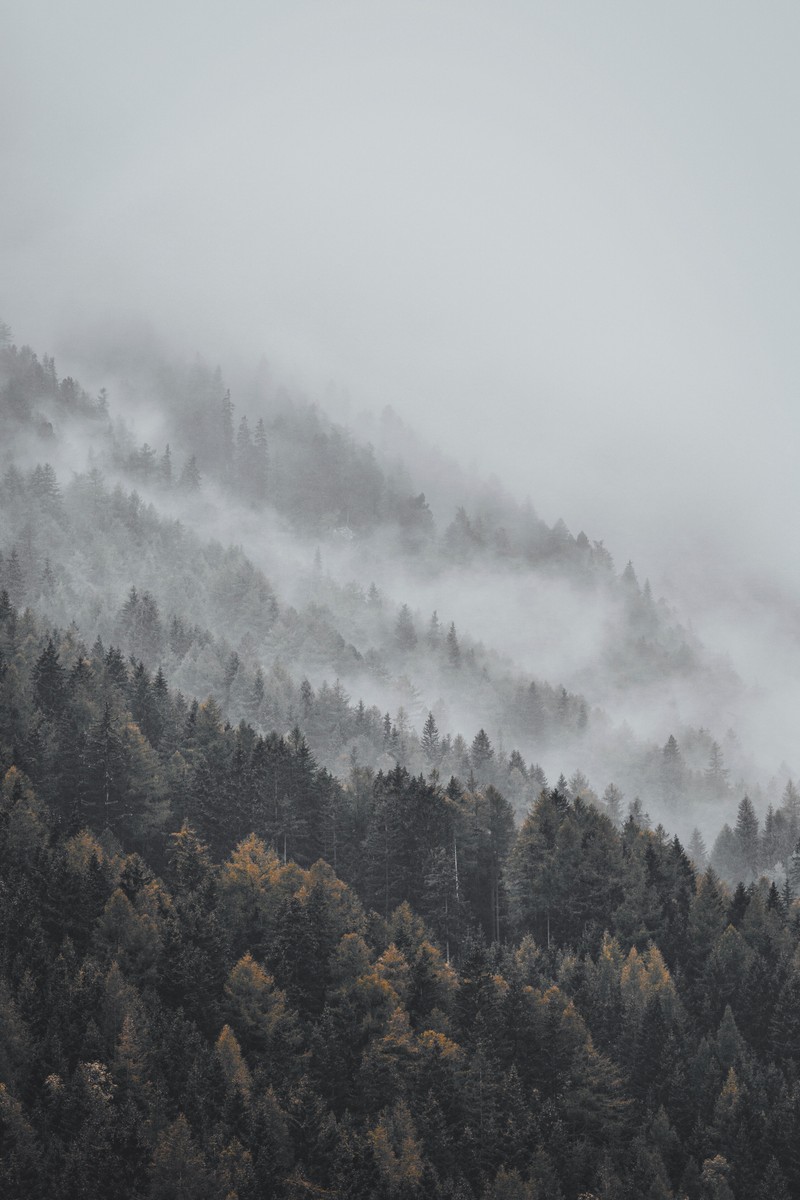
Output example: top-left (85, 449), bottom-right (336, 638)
top-left (363, 765), bottom-right (452, 920)
top-left (2, 639), bottom-right (800, 1199)
top-left (33, 639), bottom-right (66, 717)
top-left (0, 372), bottom-right (796, 1200)
top-left (507, 786), bottom-right (624, 950)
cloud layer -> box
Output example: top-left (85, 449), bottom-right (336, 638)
top-left (4, 1), bottom-right (800, 773)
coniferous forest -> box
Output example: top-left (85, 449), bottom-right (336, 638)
top-left (4, 327), bottom-right (800, 1200)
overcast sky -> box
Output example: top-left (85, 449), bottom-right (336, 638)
top-left (3, 1), bottom-right (800, 607)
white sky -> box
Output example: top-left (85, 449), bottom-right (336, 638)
top-left (3, 0), bottom-right (800, 603)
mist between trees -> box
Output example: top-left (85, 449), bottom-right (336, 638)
top-left (3, 326), bottom-right (800, 1197)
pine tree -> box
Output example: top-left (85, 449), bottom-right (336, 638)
top-left (33, 638), bottom-right (66, 715)
top-left (247, 668), bottom-right (266, 721)
top-left (684, 867), bottom-right (727, 990)
top-left (421, 712), bottom-right (440, 763)
top-left (603, 783), bottom-right (624, 826)
top-left (688, 826), bottom-right (708, 869)
top-left (30, 463), bottom-right (61, 508)
top-left (104, 644), bottom-right (129, 690)
top-left (470, 729), bottom-right (494, 775)
top-left (661, 734), bottom-right (684, 808)
top-left (524, 681), bottom-right (545, 738)
top-left (85, 703), bottom-right (128, 832)
top-left (235, 415), bottom-right (253, 497)
top-left (769, 966), bottom-right (800, 1063)
top-left (118, 589), bottom-right (163, 665)
top-left (179, 455), bottom-right (201, 491)
top-left (705, 741), bottom-right (730, 795)
top-left (159, 444), bottom-right (173, 487)
top-left (735, 795), bottom-right (760, 879)
top-left (394, 604), bottom-right (417, 652)
top-left (788, 837), bottom-right (800, 896)
top-left (780, 779), bottom-right (800, 847)
top-left (756, 1158), bottom-right (792, 1200)
top-left (40, 558), bottom-right (57, 595)
top-left (621, 559), bottom-right (639, 591)
top-left (221, 389), bottom-right (235, 478)
top-left (446, 622), bottom-right (461, 668)
top-left (426, 610), bottom-right (441, 648)
top-left (253, 418), bottom-right (269, 502)
top-left (4, 548), bottom-right (25, 606)
top-left (150, 1114), bottom-right (211, 1200)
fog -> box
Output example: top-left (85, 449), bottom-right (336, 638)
top-left (4, 2), bottom-right (800, 797)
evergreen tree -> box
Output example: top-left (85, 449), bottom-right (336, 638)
top-left (603, 783), bottom-right (624, 826)
top-left (735, 795), bottom-right (760, 879)
top-left (33, 638), bottom-right (66, 716)
top-left (253, 418), bottom-right (269, 502)
top-left (421, 713), bottom-right (440, 763)
top-left (470, 729), bottom-right (494, 775)
top-left (85, 703), bottom-right (128, 832)
top-left (235, 415), bottom-right (253, 495)
top-left (705, 741), bottom-right (730, 796)
top-left (688, 827), bottom-right (708, 869)
top-left (780, 780), bottom-right (800, 850)
top-left (661, 734), bottom-right (685, 808)
top-left (4, 548), bottom-right (25, 607)
top-left (159, 444), bottom-right (173, 487)
top-left (394, 604), bottom-right (417, 652)
top-left (179, 455), bottom-right (201, 491)
top-left (221, 389), bottom-right (235, 478)
top-left (446, 622), bottom-right (461, 668)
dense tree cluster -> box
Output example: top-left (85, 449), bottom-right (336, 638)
top-left (0, 442), bottom-right (745, 830)
top-left (0, 341), bottom-right (106, 432)
top-left (1, 332), bottom-right (737, 822)
top-left (711, 787), bottom-right (800, 885)
top-left (5, 326), bottom-right (800, 1197)
top-left (2, 594), bottom-right (800, 1196)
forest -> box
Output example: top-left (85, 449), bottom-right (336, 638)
top-left (2, 327), bottom-right (800, 1198)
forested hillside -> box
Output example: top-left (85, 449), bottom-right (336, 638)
top-left (2, 597), bottom-right (800, 1198)
top-left (0, 333), bottom-right (759, 834)
top-left (2, 325), bottom-right (800, 1198)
